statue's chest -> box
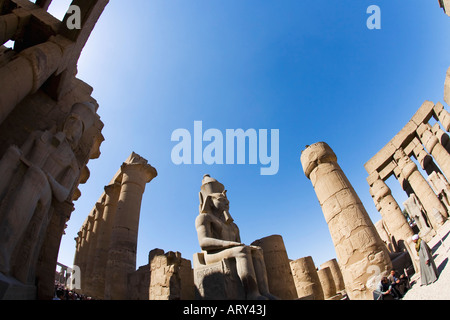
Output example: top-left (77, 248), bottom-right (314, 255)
top-left (210, 216), bottom-right (233, 240)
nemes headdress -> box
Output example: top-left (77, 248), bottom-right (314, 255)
top-left (198, 175), bottom-right (233, 223)
top-left (200, 174), bottom-right (225, 200)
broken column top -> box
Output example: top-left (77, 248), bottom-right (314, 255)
top-left (300, 142), bottom-right (337, 179)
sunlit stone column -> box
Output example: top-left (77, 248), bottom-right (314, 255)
top-left (290, 256), bottom-right (324, 300)
top-left (317, 267), bottom-right (337, 300)
top-left (320, 259), bottom-right (345, 293)
top-left (417, 123), bottom-right (450, 199)
top-left (301, 142), bottom-right (392, 300)
top-left (83, 202), bottom-right (104, 296)
top-left (251, 235), bottom-right (297, 300)
top-left (90, 182), bottom-right (121, 300)
top-left (394, 148), bottom-right (447, 228)
top-left (369, 177), bottom-right (420, 273)
top-left (104, 156), bottom-right (157, 300)
top-left (79, 216), bottom-right (94, 294)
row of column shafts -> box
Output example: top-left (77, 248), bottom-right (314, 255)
top-left (73, 153), bottom-right (157, 300)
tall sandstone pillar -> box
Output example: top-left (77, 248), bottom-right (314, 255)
top-left (290, 256), bottom-right (324, 300)
top-left (88, 182), bottom-right (121, 299)
top-left (369, 177), bottom-right (420, 273)
top-left (417, 122), bottom-right (450, 204)
top-left (444, 66), bottom-right (450, 107)
top-left (104, 154), bottom-right (157, 300)
top-left (394, 149), bottom-right (447, 228)
top-left (320, 259), bottom-right (345, 293)
top-left (317, 267), bottom-right (337, 300)
top-left (301, 142), bottom-right (392, 300)
top-left (251, 235), bottom-right (297, 300)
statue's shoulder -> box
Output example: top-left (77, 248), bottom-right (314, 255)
top-left (195, 213), bottom-right (209, 224)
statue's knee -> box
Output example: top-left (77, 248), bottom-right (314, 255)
top-left (253, 247), bottom-right (264, 258)
top-left (231, 245), bottom-right (251, 257)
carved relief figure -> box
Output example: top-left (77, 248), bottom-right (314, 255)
top-left (0, 102), bottom-right (96, 277)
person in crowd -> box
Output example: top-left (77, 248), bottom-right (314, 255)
top-left (387, 269), bottom-right (409, 297)
top-left (412, 234), bottom-right (439, 286)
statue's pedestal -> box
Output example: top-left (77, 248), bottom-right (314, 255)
top-left (193, 253), bottom-right (245, 300)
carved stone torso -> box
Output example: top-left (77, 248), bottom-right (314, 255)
top-left (206, 212), bottom-right (240, 243)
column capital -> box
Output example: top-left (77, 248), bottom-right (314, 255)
top-left (394, 149), bottom-right (417, 180)
top-left (369, 178), bottom-right (391, 204)
top-left (95, 202), bottom-right (105, 213)
top-left (301, 142), bottom-right (337, 179)
top-left (120, 162), bottom-right (157, 186)
top-left (417, 123), bottom-right (439, 152)
top-left (104, 182), bottom-right (121, 197)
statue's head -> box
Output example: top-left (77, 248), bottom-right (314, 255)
top-left (203, 191), bottom-right (229, 213)
top-left (199, 174), bottom-right (233, 223)
top-left (64, 102), bottom-right (96, 148)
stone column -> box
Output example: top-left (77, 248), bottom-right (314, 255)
top-left (251, 235), bottom-right (297, 300)
top-left (369, 177), bottom-right (420, 273)
top-left (434, 101), bottom-right (450, 131)
top-left (0, 38), bottom-right (65, 124)
top-left (317, 267), bottom-right (337, 300)
top-left (320, 259), bottom-right (345, 293)
top-left (417, 123), bottom-right (450, 194)
top-left (83, 203), bottom-right (104, 296)
top-left (0, 13), bottom-right (19, 45)
top-left (412, 143), bottom-right (443, 177)
top-left (301, 142), bottom-right (392, 300)
top-left (290, 256), bottom-right (324, 300)
top-left (431, 117), bottom-right (450, 150)
top-left (89, 182), bottom-right (121, 300)
top-left (80, 215), bottom-right (94, 294)
top-left (73, 233), bottom-right (82, 268)
top-left (394, 148), bottom-right (447, 228)
top-left (104, 158), bottom-right (157, 300)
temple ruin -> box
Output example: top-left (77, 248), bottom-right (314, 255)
top-left (1, 0), bottom-right (450, 301)
top-left (73, 152), bottom-right (158, 300)
top-left (301, 142), bottom-right (393, 300)
top-left (366, 101), bottom-right (450, 232)
top-left (0, 0), bottom-right (107, 300)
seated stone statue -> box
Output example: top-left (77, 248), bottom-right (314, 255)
top-left (195, 174), bottom-right (276, 300)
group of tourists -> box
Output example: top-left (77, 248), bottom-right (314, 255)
top-left (53, 281), bottom-right (93, 300)
top-left (376, 234), bottom-right (439, 300)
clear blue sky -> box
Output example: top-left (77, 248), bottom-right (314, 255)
top-left (50, 1), bottom-right (450, 270)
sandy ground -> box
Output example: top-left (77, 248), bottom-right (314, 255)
top-left (401, 220), bottom-right (450, 300)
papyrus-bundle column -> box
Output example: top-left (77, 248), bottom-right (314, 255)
top-left (89, 182), bottom-right (121, 300)
top-left (290, 256), bottom-right (324, 300)
top-left (104, 159), bottom-right (157, 300)
top-left (369, 176), bottom-right (420, 273)
top-left (417, 123), bottom-right (450, 209)
top-left (394, 148), bottom-right (447, 229)
top-left (301, 142), bottom-right (392, 300)
top-left (320, 259), bottom-right (345, 293)
top-left (251, 235), bottom-right (297, 300)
